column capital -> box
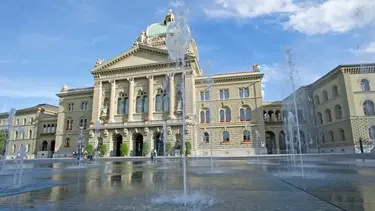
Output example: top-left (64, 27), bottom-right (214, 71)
top-left (168, 73), bottom-right (174, 79)
top-left (146, 75), bottom-right (154, 80)
top-left (127, 77), bottom-right (134, 83)
top-left (109, 79), bottom-right (116, 85)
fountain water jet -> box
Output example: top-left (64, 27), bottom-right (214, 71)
top-left (166, 4), bottom-right (192, 197)
top-left (94, 120), bottom-right (101, 164)
top-left (13, 144), bottom-right (26, 188)
top-left (285, 48), bottom-right (304, 178)
top-left (1, 108), bottom-right (17, 175)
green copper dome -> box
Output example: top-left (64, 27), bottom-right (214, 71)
top-left (146, 22), bottom-right (171, 37)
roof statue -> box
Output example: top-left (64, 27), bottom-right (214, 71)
top-left (60, 84), bottom-right (68, 92)
top-left (253, 64), bottom-right (260, 72)
top-left (95, 58), bottom-right (104, 67)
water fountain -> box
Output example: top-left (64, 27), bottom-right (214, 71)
top-left (13, 144), bottom-right (26, 188)
top-left (255, 130), bottom-right (261, 164)
top-left (162, 122), bottom-right (167, 166)
top-left (77, 126), bottom-right (84, 166)
top-left (94, 120), bottom-right (101, 164)
top-left (285, 48), bottom-right (304, 178)
top-left (1, 108), bottom-right (17, 175)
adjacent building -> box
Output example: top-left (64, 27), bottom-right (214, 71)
top-left (2, 11), bottom-right (374, 158)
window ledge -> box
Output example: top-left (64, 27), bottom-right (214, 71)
top-left (241, 140), bottom-right (252, 144)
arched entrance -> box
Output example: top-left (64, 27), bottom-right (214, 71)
top-left (114, 134), bottom-right (123, 156)
top-left (50, 140), bottom-right (55, 152)
top-left (133, 133), bottom-right (143, 156)
top-left (279, 131), bottom-right (286, 154)
top-left (42, 141), bottom-right (48, 151)
top-left (265, 131), bottom-right (276, 154)
top-left (154, 132), bottom-right (163, 156)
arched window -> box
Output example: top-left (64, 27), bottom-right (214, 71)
top-left (43, 124), bottom-right (47, 133)
top-left (30, 117), bottom-right (34, 124)
top-left (51, 124), bottom-right (55, 132)
top-left (323, 90), bottom-right (328, 102)
top-left (320, 132), bottom-right (325, 143)
top-left (65, 138), bottom-right (70, 147)
top-left (334, 105), bottom-right (342, 119)
top-left (163, 94), bottom-right (169, 112)
top-left (361, 79), bottom-right (370, 91)
top-left (17, 119), bottom-right (19, 125)
top-left (314, 95), bottom-right (320, 105)
top-left (240, 106), bottom-right (251, 121)
top-left (220, 110), bottom-right (225, 122)
top-left (203, 132), bottom-right (209, 143)
top-left (143, 96), bottom-right (148, 113)
top-left (23, 118), bottom-right (26, 125)
top-left (42, 141), bottom-right (48, 151)
top-left (15, 131), bottom-right (18, 140)
top-left (29, 130), bottom-right (32, 139)
top-left (219, 107), bottom-right (231, 122)
top-left (200, 110), bottom-right (210, 123)
top-left (117, 98), bottom-right (124, 114)
top-left (369, 125), bottom-right (375, 139)
top-left (136, 96), bottom-right (143, 113)
top-left (66, 118), bottom-right (73, 130)
top-left (243, 130), bottom-right (251, 142)
top-left (223, 131), bottom-right (230, 142)
top-left (47, 124), bottom-right (51, 133)
top-left (363, 100), bottom-right (375, 116)
top-left (329, 131), bottom-right (334, 142)
top-left (332, 85), bottom-right (339, 96)
top-left (155, 94), bottom-right (162, 112)
top-left (325, 109), bottom-right (332, 122)
top-left (339, 128), bottom-right (345, 141)
top-left (12, 144), bottom-right (16, 153)
top-left (124, 98), bottom-right (129, 114)
top-left (275, 110), bottom-right (281, 121)
top-left (26, 144), bottom-right (30, 153)
top-left (317, 112), bottom-right (323, 125)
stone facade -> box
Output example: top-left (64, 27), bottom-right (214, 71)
top-left (2, 12), bottom-right (375, 158)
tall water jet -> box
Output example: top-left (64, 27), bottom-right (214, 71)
top-left (166, 4), bottom-right (192, 197)
top-left (1, 109), bottom-right (18, 175)
top-left (94, 120), bottom-right (101, 164)
top-left (255, 130), bottom-right (261, 164)
top-left (13, 144), bottom-right (26, 188)
top-left (77, 126), bottom-right (84, 166)
top-left (162, 122), bottom-right (167, 166)
top-left (203, 73), bottom-right (214, 172)
top-left (285, 48), bottom-right (304, 178)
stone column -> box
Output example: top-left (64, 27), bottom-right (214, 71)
top-left (109, 80), bottom-right (116, 123)
top-left (92, 81), bottom-right (102, 120)
top-left (147, 76), bottom-right (154, 121)
top-left (128, 78), bottom-right (135, 121)
top-left (168, 74), bottom-right (175, 119)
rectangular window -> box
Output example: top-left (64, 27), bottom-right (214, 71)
top-left (219, 89), bottom-right (229, 100)
top-left (200, 90), bottom-right (210, 101)
top-left (239, 88), bottom-right (249, 98)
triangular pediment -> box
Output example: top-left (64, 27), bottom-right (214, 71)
top-left (90, 44), bottom-right (195, 73)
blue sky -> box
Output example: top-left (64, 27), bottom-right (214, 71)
top-left (0, 0), bottom-right (375, 110)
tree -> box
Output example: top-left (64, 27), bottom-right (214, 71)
top-left (165, 142), bottom-right (172, 155)
top-left (142, 142), bottom-right (149, 156)
top-left (100, 144), bottom-right (108, 156)
top-left (120, 143), bottom-right (128, 156)
top-left (87, 144), bottom-right (94, 155)
top-left (180, 141), bottom-right (192, 156)
top-left (0, 132), bottom-right (5, 156)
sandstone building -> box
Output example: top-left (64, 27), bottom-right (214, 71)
top-left (1, 11), bottom-right (374, 158)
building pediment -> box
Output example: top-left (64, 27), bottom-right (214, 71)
top-left (90, 44), bottom-right (196, 74)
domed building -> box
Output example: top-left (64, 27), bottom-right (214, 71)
top-left (51, 9), bottom-right (266, 157)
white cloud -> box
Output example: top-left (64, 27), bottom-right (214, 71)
top-left (169, 0), bottom-right (185, 8)
top-left (363, 41), bottom-right (375, 53)
top-left (0, 78), bottom-right (59, 99)
top-left (204, 0), bottom-right (375, 35)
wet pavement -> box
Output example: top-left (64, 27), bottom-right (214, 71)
top-left (0, 155), bottom-right (374, 210)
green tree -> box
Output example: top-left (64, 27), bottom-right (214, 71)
top-left (87, 144), bottom-right (94, 155)
top-left (142, 142), bottom-right (149, 156)
top-left (120, 143), bottom-right (128, 156)
top-left (0, 132), bottom-right (5, 155)
top-left (165, 142), bottom-right (172, 155)
top-left (100, 144), bottom-right (108, 156)
top-left (180, 141), bottom-right (192, 156)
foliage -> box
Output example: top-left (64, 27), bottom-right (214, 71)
top-left (165, 142), bottom-right (172, 155)
top-left (120, 143), bottom-right (128, 156)
top-left (142, 142), bottom-right (149, 156)
top-left (179, 141), bottom-right (192, 156)
top-left (87, 144), bottom-right (94, 155)
top-left (0, 132), bottom-right (5, 155)
top-left (185, 141), bottom-right (192, 155)
top-left (100, 144), bottom-right (108, 156)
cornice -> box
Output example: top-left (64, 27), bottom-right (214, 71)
top-left (195, 72), bottom-right (263, 85)
top-left (57, 89), bottom-right (94, 98)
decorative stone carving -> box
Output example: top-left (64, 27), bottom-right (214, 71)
top-left (60, 84), bottom-right (68, 92)
top-left (253, 64), bottom-right (260, 72)
top-left (134, 31), bottom-right (147, 46)
top-left (103, 129), bottom-right (109, 138)
top-left (123, 128), bottom-right (129, 137)
top-left (144, 127), bottom-right (149, 135)
top-left (134, 128), bottom-right (139, 133)
top-left (167, 126), bottom-right (172, 135)
top-left (101, 103), bottom-right (109, 119)
top-left (95, 58), bottom-right (104, 66)
top-left (114, 129), bottom-right (119, 134)
top-left (176, 91), bottom-right (183, 113)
